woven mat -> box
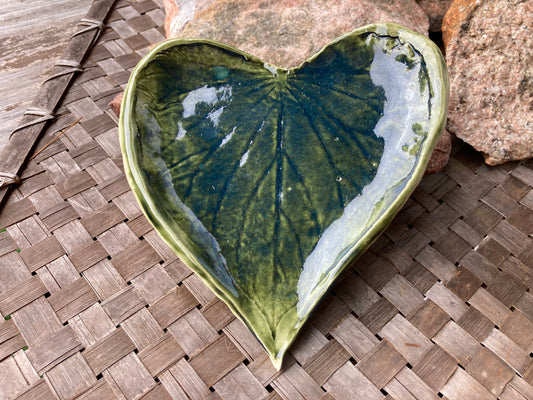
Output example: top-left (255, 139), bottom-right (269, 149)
top-left (1, 1), bottom-right (533, 399)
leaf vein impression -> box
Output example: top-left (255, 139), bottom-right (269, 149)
top-left (181, 84), bottom-right (275, 200)
top-left (212, 99), bottom-right (278, 230)
top-left (290, 76), bottom-right (369, 103)
top-left (235, 155), bottom-right (276, 267)
top-left (286, 86), bottom-right (345, 209)
top-left (289, 80), bottom-right (376, 176)
top-left (282, 151), bottom-right (321, 232)
top-left (273, 88), bottom-right (285, 281)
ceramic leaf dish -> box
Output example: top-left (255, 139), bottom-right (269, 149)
top-left (119, 23), bottom-right (448, 369)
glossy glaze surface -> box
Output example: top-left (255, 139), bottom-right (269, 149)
top-left (120, 23), bottom-right (448, 369)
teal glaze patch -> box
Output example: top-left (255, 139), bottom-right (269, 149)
top-left (120, 23), bottom-right (448, 369)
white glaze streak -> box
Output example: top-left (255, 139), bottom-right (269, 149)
top-left (296, 42), bottom-right (430, 320)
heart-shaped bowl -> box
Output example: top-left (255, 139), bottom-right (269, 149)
top-left (120, 23), bottom-right (448, 369)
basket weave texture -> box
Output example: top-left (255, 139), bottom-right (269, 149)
top-left (1, 1), bottom-right (533, 399)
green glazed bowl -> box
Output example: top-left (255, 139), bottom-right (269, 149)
top-left (119, 23), bottom-right (448, 370)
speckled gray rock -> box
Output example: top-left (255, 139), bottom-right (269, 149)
top-left (164, 0), bottom-right (430, 68)
top-left (446, 0), bottom-right (533, 165)
top-left (416, 0), bottom-right (454, 31)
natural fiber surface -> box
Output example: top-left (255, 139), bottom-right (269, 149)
top-left (1, 1), bottom-right (533, 399)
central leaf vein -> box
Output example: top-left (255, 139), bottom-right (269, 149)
top-left (273, 90), bottom-right (285, 286)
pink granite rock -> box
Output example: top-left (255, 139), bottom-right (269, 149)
top-left (164, 0), bottom-right (430, 68)
top-left (425, 129), bottom-right (452, 174)
top-left (441, 0), bottom-right (478, 48)
top-left (445, 0), bottom-right (533, 165)
top-left (162, 0), bottom-right (214, 39)
top-left (109, 92), bottom-right (123, 117)
top-left (416, 0), bottom-right (454, 32)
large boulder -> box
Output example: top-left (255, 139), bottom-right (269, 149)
top-left (164, 0), bottom-right (430, 68)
